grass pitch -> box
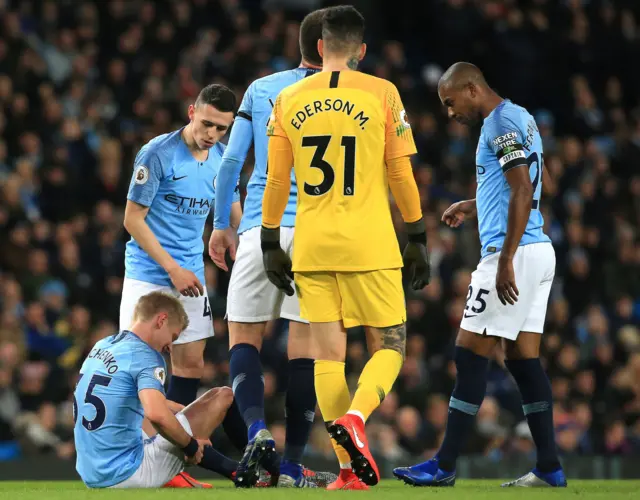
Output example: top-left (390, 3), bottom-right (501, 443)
top-left (0, 480), bottom-right (639, 499)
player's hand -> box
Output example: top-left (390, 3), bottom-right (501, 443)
top-left (169, 266), bottom-right (204, 297)
top-left (403, 242), bottom-right (431, 290)
top-left (261, 226), bottom-right (294, 296)
top-left (441, 199), bottom-right (477, 228)
top-left (496, 256), bottom-right (519, 306)
top-left (209, 228), bottom-right (237, 272)
top-left (262, 246), bottom-right (294, 296)
top-left (185, 439), bottom-right (211, 465)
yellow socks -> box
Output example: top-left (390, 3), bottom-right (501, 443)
top-left (349, 349), bottom-right (403, 422)
top-left (314, 360), bottom-right (352, 468)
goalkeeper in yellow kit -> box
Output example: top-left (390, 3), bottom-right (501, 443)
top-left (260, 5), bottom-right (430, 489)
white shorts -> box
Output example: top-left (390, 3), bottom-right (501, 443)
top-left (460, 243), bottom-right (555, 341)
top-left (119, 277), bottom-right (214, 345)
top-left (110, 413), bottom-right (192, 488)
top-left (226, 226), bottom-right (305, 323)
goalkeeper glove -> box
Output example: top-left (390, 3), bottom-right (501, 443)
top-left (403, 217), bottom-right (431, 290)
top-left (261, 226), bottom-right (294, 296)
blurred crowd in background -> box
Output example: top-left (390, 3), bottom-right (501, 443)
top-left (0, 0), bottom-right (639, 465)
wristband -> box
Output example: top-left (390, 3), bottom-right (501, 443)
top-left (406, 218), bottom-right (426, 244)
top-left (182, 437), bottom-right (198, 458)
top-left (261, 226), bottom-right (281, 251)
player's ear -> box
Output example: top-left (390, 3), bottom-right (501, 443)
top-left (359, 43), bottom-right (367, 61)
top-left (317, 39), bottom-right (324, 59)
top-left (187, 104), bottom-right (195, 121)
top-left (156, 312), bottom-right (167, 329)
top-left (467, 82), bottom-right (477, 98)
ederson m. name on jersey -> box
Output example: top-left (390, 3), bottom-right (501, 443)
top-left (125, 129), bottom-right (239, 286)
top-left (476, 99), bottom-right (551, 259)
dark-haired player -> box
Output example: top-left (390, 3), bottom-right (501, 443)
top-left (120, 84), bottom-right (239, 487)
top-left (209, 10), bottom-right (336, 489)
top-left (394, 63), bottom-right (566, 488)
top-left (261, 5), bottom-right (430, 490)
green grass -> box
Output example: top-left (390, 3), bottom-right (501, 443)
top-left (0, 480), bottom-right (639, 499)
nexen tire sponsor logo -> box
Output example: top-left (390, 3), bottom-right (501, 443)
top-left (493, 132), bottom-right (517, 146)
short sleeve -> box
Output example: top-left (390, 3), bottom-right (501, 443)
top-left (130, 348), bottom-right (166, 394)
top-left (384, 82), bottom-right (417, 161)
top-left (266, 93), bottom-right (287, 138)
top-left (237, 83), bottom-right (253, 121)
top-left (127, 149), bottom-right (164, 207)
top-left (485, 116), bottom-right (527, 173)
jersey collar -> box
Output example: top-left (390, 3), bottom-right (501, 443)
top-left (484, 99), bottom-right (510, 125)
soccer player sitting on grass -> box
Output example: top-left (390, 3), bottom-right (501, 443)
top-left (74, 292), bottom-right (239, 488)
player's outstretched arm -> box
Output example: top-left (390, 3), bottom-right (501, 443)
top-left (140, 388), bottom-right (210, 465)
top-left (496, 165), bottom-right (533, 306)
top-left (442, 199), bottom-right (477, 227)
top-left (124, 201), bottom-right (204, 297)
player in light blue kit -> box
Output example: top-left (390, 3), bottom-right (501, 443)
top-left (121, 84), bottom-right (240, 412)
top-left (75, 292), bottom-right (235, 488)
top-left (394, 63), bottom-right (566, 488)
top-left (209, 10), bottom-right (331, 489)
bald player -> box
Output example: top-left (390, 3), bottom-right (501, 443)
top-left (394, 63), bottom-right (566, 488)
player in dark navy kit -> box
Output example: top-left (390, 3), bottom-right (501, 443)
top-left (394, 63), bottom-right (566, 488)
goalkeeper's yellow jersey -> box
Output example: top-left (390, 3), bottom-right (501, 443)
top-left (265, 70), bottom-right (417, 272)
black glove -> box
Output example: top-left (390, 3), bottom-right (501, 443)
top-left (261, 226), bottom-right (294, 296)
top-left (403, 218), bottom-right (431, 290)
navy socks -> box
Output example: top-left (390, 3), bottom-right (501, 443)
top-left (438, 346), bottom-right (489, 473)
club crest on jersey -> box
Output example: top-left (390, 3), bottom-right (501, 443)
top-left (154, 367), bottom-right (166, 385)
top-left (134, 165), bottom-right (149, 185)
top-left (400, 109), bottom-right (411, 128)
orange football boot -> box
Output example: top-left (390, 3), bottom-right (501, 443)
top-left (327, 469), bottom-right (370, 490)
top-left (163, 471), bottom-right (213, 488)
top-left (328, 414), bottom-right (380, 486)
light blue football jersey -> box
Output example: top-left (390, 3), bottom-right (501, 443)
top-left (214, 67), bottom-right (320, 233)
top-left (125, 129), bottom-right (239, 286)
top-left (74, 330), bottom-right (167, 488)
top-left (476, 99), bottom-right (550, 258)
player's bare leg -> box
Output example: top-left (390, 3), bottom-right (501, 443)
top-left (168, 339), bottom-right (206, 406)
top-left (502, 333), bottom-right (566, 487)
top-left (150, 387), bottom-right (238, 488)
top-left (395, 328), bottom-right (498, 486)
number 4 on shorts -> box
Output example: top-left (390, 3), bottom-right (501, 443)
top-left (203, 297), bottom-right (211, 318)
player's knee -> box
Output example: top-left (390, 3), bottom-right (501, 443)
top-left (216, 386), bottom-right (234, 409)
top-left (229, 322), bottom-right (264, 350)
